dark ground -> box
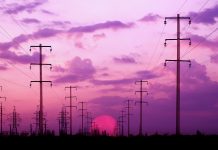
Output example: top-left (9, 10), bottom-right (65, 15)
top-left (0, 135), bottom-right (218, 149)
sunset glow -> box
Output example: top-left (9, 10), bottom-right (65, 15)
top-left (0, 0), bottom-right (217, 135)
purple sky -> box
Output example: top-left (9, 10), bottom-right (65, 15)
top-left (0, 0), bottom-right (217, 135)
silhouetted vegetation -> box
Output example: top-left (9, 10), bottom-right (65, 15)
top-left (0, 134), bottom-right (218, 148)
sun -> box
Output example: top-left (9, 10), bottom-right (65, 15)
top-left (92, 115), bottom-right (116, 136)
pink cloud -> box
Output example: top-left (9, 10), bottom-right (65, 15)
top-left (54, 57), bottom-right (96, 83)
top-left (52, 21), bottom-right (71, 28)
top-left (190, 34), bottom-right (218, 51)
top-left (189, 5), bottom-right (218, 25)
top-left (92, 69), bottom-right (158, 86)
top-left (69, 21), bottom-right (134, 33)
top-left (0, 21), bottom-right (132, 52)
top-left (52, 66), bottom-right (65, 73)
top-left (139, 13), bottom-right (161, 22)
top-left (0, 20), bottom-right (133, 65)
top-left (156, 60), bottom-right (218, 111)
top-left (91, 96), bottom-right (124, 107)
top-left (0, 64), bottom-right (8, 71)
top-left (0, 51), bottom-right (41, 64)
top-left (4, 0), bottom-right (47, 14)
top-left (21, 18), bottom-right (40, 24)
top-left (74, 42), bottom-right (84, 49)
top-left (41, 9), bottom-right (55, 15)
top-left (210, 54), bottom-right (218, 64)
top-left (92, 78), bottom-right (134, 85)
top-left (114, 55), bottom-right (136, 64)
top-left (93, 33), bottom-right (106, 40)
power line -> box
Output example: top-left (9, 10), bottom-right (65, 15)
top-left (193, 0), bottom-right (211, 21)
top-left (176, 0), bottom-right (188, 14)
top-left (182, 0), bottom-right (211, 32)
top-left (151, 0), bottom-right (212, 71)
top-left (147, 25), bottom-right (166, 70)
top-left (182, 28), bottom-right (218, 58)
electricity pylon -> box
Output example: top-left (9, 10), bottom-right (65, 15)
top-left (125, 100), bottom-right (133, 136)
top-left (0, 96), bottom-right (6, 135)
top-left (135, 80), bottom-right (148, 136)
top-left (65, 86), bottom-right (77, 135)
top-left (164, 14), bottom-right (191, 135)
top-left (29, 44), bottom-right (52, 135)
top-left (78, 101), bottom-right (87, 135)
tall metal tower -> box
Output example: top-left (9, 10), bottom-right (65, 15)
top-left (58, 105), bottom-right (68, 135)
top-left (135, 80), bottom-right (148, 136)
top-left (0, 96), bottom-right (6, 135)
top-left (78, 101), bottom-right (87, 135)
top-left (9, 106), bottom-right (21, 135)
top-left (125, 100), bottom-right (133, 136)
top-left (65, 86), bottom-right (77, 135)
top-left (164, 14), bottom-right (191, 135)
top-left (29, 44), bottom-right (52, 135)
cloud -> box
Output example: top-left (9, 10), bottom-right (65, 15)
top-left (210, 54), bottom-right (218, 64)
top-left (0, 28), bottom-right (61, 53)
top-left (89, 96), bottom-right (124, 118)
top-left (0, 64), bottom-right (8, 71)
top-left (0, 51), bottom-right (41, 64)
top-left (139, 13), bottom-right (161, 22)
top-left (133, 60), bottom-right (218, 134)
top-left (93, 33), bottom-right (106, 41)
top-left (100, 87), bottom-right (133, 93)
top-left (189, 5), bottom-right (218, 24)
top-left (180, 61), bottom-right (218, 111)
top-left (92, 70), bottom-right (158, 86)
top-left (0, 21), bottom-right (132, 52)
top-left (69, 21), bottom-right (133, 33)
top-left (156, 60), bottom-right (218, 111)
top-left (74, 42), bottom-right (84, 49)
top-left (52, 66), bottom-right (65, 72)
top-left (4, 0), bottom-right (47, 14)
top-left (32, 28), bottom-right (61, 38)
top-left (190, 34), bottom-right (218, 51)
top-left (113, 55), bottom-right (136, 64)
top-left (0, 21), bottom-right (133, 64)
top-left (90, 96), bottom-right (124, 107)
top-left (41, 9), bottom-right (55, 15)
top-left (136, 70), bottom-right (159, 79)
top-left (21, 18), bottom-right (40, 24)
top-left (52, 21), bottom-right (71, 28)
top-left (54, 57), bottom-right (96, 83)
top-left (92, 78), bottom-right (134, 86)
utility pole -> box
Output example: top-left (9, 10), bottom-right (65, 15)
top-left (135, 80), bottom-right (148, 136)
top-left (65, 86), bottom-right (77, 135)
top-left (118, 110), bottom-right (125, 136)
top-left (117, 119), bottom-right (121, 136)
top-left (78, 101), bottom-right (87, 135)
top-left (164, 14), bottom-right (191, 135)
top-left (125, 100), bottom-right (133, 137)
top-left (86, 112), bottom-right (92, 135)
top-left (43, 117), bottom-right (47, 134)
top-left (32, 106), bottom-right (39, 134)
top-left (30, 123), bottom-right (33, 135)
top-left (58, 106), bottom-right (68, 135)
top-left (0, 96), bottom-right (6, 135)
top-left (10, 106), bottom-right (20, 135)
top-left (29, 44), bottom-right (52, 135)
